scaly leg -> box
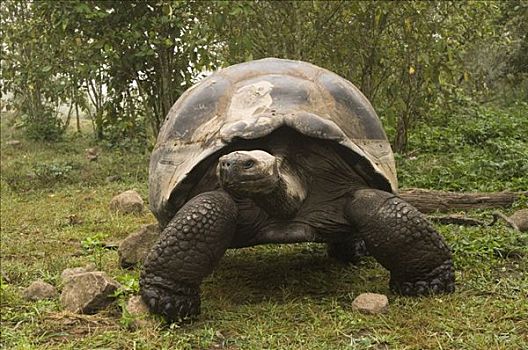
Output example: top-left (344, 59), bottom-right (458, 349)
top-left (140, 191), bottom-right (237, 322)
top-left (345, 189), bottom-right (455, 295)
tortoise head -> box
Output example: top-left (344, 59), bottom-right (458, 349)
top-left (217, 150), bottom-right (280, 196)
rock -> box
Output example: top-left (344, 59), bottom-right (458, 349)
top-left (1, 271), bottom-right (11, 283)
top-left (510, 209), bottom-right (528, 232)
top-left (60, 271), bottom-right (121, 314)
top-left (352, 293), bottom-right (389, 314)
top-left (126, 295), bottom-right (150, 316)
top-left (22, 280), bottom-right (58, 301)
top-left (6, 140), bottom-right (21, 146)
top-left (67, 214), bottom-right (83, 226)
top-left (85, 148), bottom-right (98, 161)
top-left (118, 224), bottom-right (161, 269)
top-left (102, 242), bottom-right (120, 250)
top-left (105, 175), bottom-right (121, 183)
top-left (109, 190), bottom-right (144, 214)
top-left (60, 263), bottom-right (97, 283)
top-left (124, 296), bottom-right (157, 329)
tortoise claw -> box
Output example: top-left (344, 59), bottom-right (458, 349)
top-left (390, 260), bottom-right (455, 296)
top-left (140, 281), bottom-right (200, 323)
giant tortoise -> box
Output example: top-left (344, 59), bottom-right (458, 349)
top-left (140, 58), bottom-right (454, 322)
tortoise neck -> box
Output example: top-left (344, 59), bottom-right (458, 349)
top-left (250, 160), bottom-right (306, 219)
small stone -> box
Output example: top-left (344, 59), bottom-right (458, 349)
top-left (22, 280), bottom-right (57, 301)
top-left (85, 147), bottom-right (98, 155)
top-left (105, 175), bottom-right (121, 183)
top-left (510, 209), bottom-right (528, 232)
top-left (60, 263), bottom-right (97, 283)
top-left (6, 140), bottom-right (21, 146)
top-left (126, 295), bottom-right (150, 316)
top-left (125, 296), bottom-right (158, 329)
top-left (67, 214), bottom-right (83, 226)
top-left (118, 224), bottom-right (161, 269)
top-left (60, 271), bottom-right (121, 314)
top-left (109, 190), bottom-right (144, 214)
top-left (1, 271), bottom-right (11, 283)
top-left (352, 293), bottom-right (389, 314)
top-left (85, 148), bottom-right (99, 161)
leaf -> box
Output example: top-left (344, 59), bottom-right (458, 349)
top-left (405, 18), bottom-right (412, 33)
top-left (162, 3), bottom-right (172, 17)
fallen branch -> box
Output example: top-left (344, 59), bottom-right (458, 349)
top-left (491, 211), bottom-right (520, 231)
top-left (427, 214), bottom-right (491, 227)
top-left (399, 188), bottom-right (527, 213)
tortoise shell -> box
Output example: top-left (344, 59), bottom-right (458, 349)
top-left (150, 58), bottom-right (397, 225)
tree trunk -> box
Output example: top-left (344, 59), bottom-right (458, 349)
top-left (75, 99), bottom-right (81, 133)
top-left (399, 188), bottom-right (527, 213)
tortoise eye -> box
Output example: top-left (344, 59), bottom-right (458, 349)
top-left (243, 160), bottom-right (254, 169)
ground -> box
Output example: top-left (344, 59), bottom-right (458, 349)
top-left (1, 104), bottom-right (527, 349)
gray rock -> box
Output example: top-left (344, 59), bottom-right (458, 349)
top-left (6, 140), bottom-right (21, 146)
top-left (60, 271), bottom-right (121, 314)
top-left (126, 295), bottom-right (150, 316)
top-left (105, 175), bottom-right (121, 183)
top-left (118, 224), bottom-right (161, 269)
top-left (124, 296), bottom-right (157, 329)
top-left (22, 280), bottom-right (58, 301)
top-left (510, 209), bottom-right (528, 232)
top-left (352, 293), bottom-right (389, 314)
top-left (1, 271), bottom-right (11, 283)
top-left (85, 148), bottom-right (98, 161)
top-left (109, 190), bottom-right (144, 214)
top-left (60, 263), bottom-right (97, 283)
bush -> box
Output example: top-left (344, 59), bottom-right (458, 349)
top-left (398, 102), bottom-right (528, 191)
top-left (21, 109), bottom-right (64, 142)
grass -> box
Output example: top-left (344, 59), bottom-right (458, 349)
top-left (1, 105), bottom-right (527, 349)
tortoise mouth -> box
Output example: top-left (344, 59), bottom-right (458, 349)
top-left (223, 175), bottom-right (278, 190)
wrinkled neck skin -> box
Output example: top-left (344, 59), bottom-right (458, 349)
top-left (250, 157), bottom-right (306, 219)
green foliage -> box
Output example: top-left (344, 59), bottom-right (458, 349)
top-left (114, 272), bottom-right (140, 297)
top-left (441, 225), bottom-right (528, 269)
top-left (3, 159), bottom-right (79, 191)
top-left (211, 1), bottom-right (515, 152)
top-left (0, 2), bottom-right (66, 141)
top-left (397, 102), bottom-right (528, 191)
top-left (32, 161), bottom-right (78, 183)
top-left (81, 233), bottom-right (108, 270)
top-left (80, 232), bottom-right (108, 252)
top-left (2, 1), bottom-right (525, 149)
top-left (1, 1), bottom-right (217, 143)
top-left (20, 108), bottom-right (65, 141)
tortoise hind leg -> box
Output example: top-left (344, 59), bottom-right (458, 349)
top-left (327, 240), bottom-right (368, 264)
top-left (140, 190), bottom-right (237, 322)
top-left (345, 189), bottom-right (455, 295)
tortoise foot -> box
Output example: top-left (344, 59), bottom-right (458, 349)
top-left (390, 259), bottom-right (455, 296)
top-left (140, 278), bottom-right (200, 323)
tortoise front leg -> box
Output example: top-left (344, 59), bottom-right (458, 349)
top-left (345, 189), bottom-right (455, 295)
top-left (140, 191), bottom-right (237, 322)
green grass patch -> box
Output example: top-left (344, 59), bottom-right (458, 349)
top-left (397, 102), bottom-right (528, 191)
